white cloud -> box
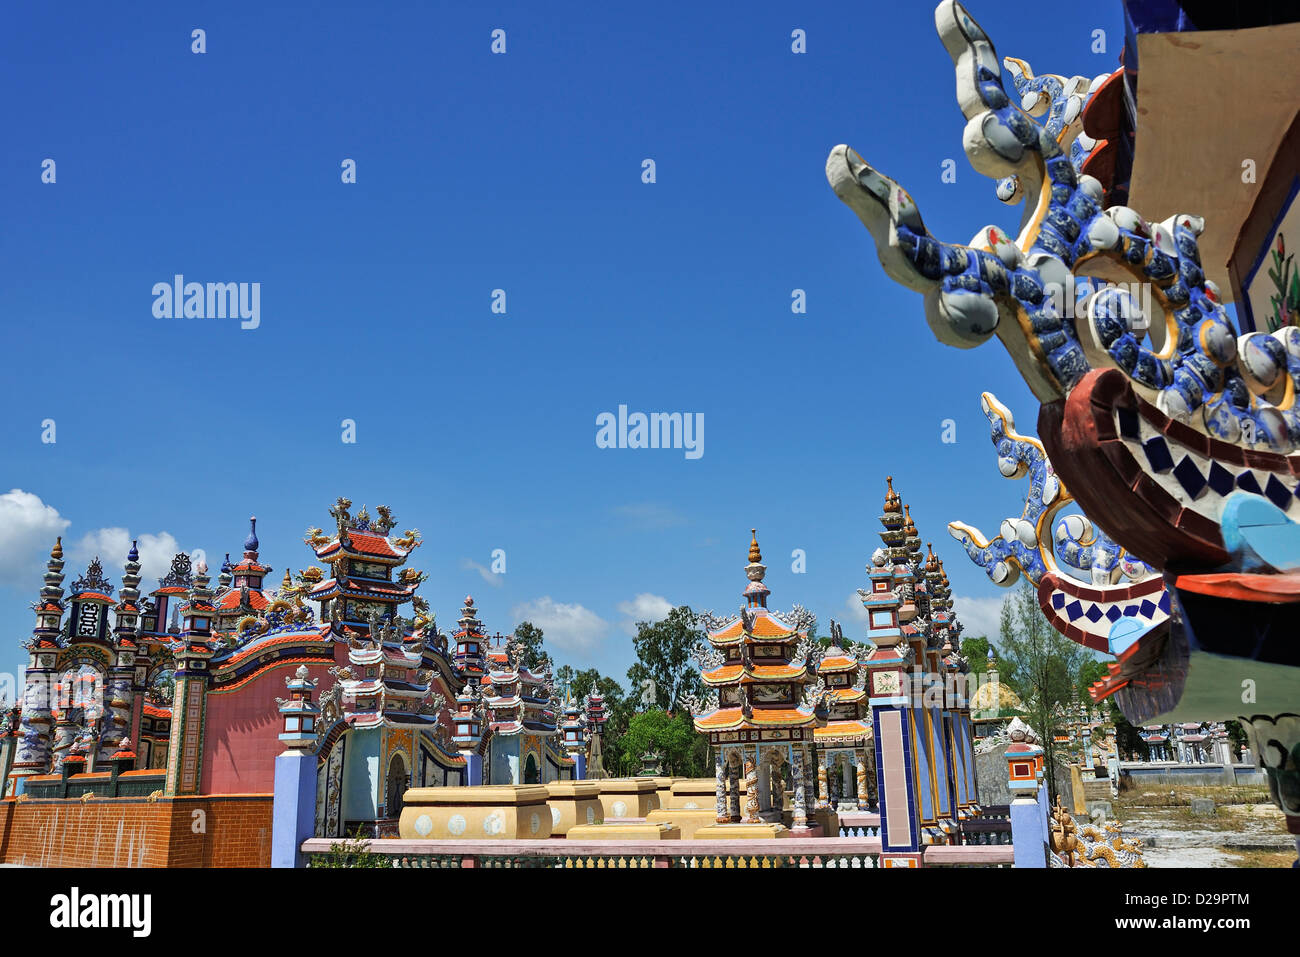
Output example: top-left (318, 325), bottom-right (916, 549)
top-left (69, 528), bottom-right (184, 590)
top-left (511, 597), bottom-right (608, 653)
top-left (611, 503), bottom-right (687, 530)
top-left (616, 592), bottom-right (673, 634)
top-left (844, 591), bottom-right (869, 624)
top-left (0, 489), bottom-right (70, 588)
top-left (460, 558), bottom-right (504, 588)
top-left (953, 593), bottom-right (1007, 641)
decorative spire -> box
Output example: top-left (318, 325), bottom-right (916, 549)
top-left (51, 536), bottom-right (63, 560)
top-left (243, 516), bottom-right (259, 555)
top-left (743, 529), bottom-right (769, 607)
top-left (115, 540), bottom-right (143, 635)
top-left (883, 476), bottom-right (902, 513)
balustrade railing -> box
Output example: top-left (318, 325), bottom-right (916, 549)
top-left (301, 835), bottom-right (1013, 868)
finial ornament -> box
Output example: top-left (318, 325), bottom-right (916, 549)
top-left (748, 529), bottom-right (762, 564)
top-left (52, 536), bottom-right (63, 560)
top-left (884, 477), bottom-right (902, 513)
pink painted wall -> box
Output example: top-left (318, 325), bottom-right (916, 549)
top-left (200, 652), bottom-right (342, 795)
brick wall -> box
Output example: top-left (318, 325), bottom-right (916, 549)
top-left (0, 794), bottom-right (273, 867)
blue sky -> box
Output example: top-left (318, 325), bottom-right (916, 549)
top-left (0, 1), bottom-right (1137, 696)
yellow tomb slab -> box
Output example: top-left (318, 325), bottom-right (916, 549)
top-left (651, 775), bottom-right (679, 809)
top-left (594, 778), bottom-right (660, 819)
top-left (644, 807), bottom-right (718, 839)
top-left (398, 785), bottom-right (552, 840)
top-left (664, 778), bottom-right (715, 811)
top-left (566, 822), bottom-right (680, 840)
top-left (545, 781), bottom-right (604, 836)
top-left (692, 822), bottom-right (791, 839)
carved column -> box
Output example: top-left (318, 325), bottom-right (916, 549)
top-left (726, 752), bottom-right (741, 822)
top-left (791, 747), bottom-right (807, 829)
top-left (816, 750), bottom-right (829, 809)
top-left (743, 750), bottom-right (759, 823)
top-left (855, 747), bottom-right (869, 810)
top-left (714, 747), bottom-right (728, 824)
top-left (767, 750), bottom-right (784, 812)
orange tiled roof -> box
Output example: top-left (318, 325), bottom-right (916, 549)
top-left (708, 613), bottom-right (799, 643)
top-left (818, 654), bottom-right (859, 673)
top-left (694, 706), bottom-right (817, 731)
top-left (216, 589), bottom-right (269, 611)
top-left (319, 531), bottom-right (402, 559)
top-left (829, 687), bottom-right (866, 702)
top-left (814, 719), bottom-right (872, 741)
top-left (703, 662), bottom-right (807, 684)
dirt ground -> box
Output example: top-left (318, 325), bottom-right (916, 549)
top-left (1109, 785), bottom-right (1296, 868)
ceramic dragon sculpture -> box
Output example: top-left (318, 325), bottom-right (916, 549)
top-left (827, 0), bottom-right (1300, 833)
top-left (827, 0), bottom-right (1300, 571)
top-left (949, 391), bottom-right (1166, 656)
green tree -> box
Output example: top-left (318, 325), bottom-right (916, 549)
top-left (961, 635), bottom-right (991, 674)
top-left (997, 579), bottom-right (1089, 801)
top-left (626, 605), bottom-right (705, 711)
top-left (1077, 657), bottom-right (1110, 705)
top-left (512, 621), bottom-right (550, 670)
top-left (618, 708), bottom-right (706, 776)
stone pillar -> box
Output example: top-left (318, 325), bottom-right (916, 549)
top-left (726, 751), bottom-right (741, 822)
top-left (166, 650), bottom-right (213, 796)
top-left (767, 751), bottom-right (784, 812)
top-left (1006, 720), bottom-right (1048, 868)
top-left (790, 747), bottom-right (807, 829)
top-left (12, 651), bottom-right (56, 789)
top-left (463, 751), bottom-right (484, 787)
top-left (816, 750), bottom-right (829, 809)
top-left (743, 750), bottom-right (759, 823)
top-left (714, 747), bottom-right (728, 824)
top-left (128, 652), bottom-right (150, 770)
top-left (100, 652), bottom-right (135, 764)
top-left (0, 714), bottom-right (16, 796)
top-left (855, 748), bottom-right (869, 810)
top-left (272, 667), bottom-right (320, 868)
top-left (50, 709), bottom-right (80, 773)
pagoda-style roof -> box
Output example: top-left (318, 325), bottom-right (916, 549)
top-left (814, 719), bottom-right (872, 744)
top-left (690, 531), bottom-right (826, 738)
top-left (316, 531), bottom-right (408, 561)
top-left (702, 662), bottom-right (808, 685)
top-left (215, 588), bottom-right (270, 612)
top-left (817, 652), bottom-right (860, 674)
top-left (696, 707), bottom-right (819, 731)
top-left (705, 611), bottom-right (800, 644)
top-left (69, 591), bottom-right (114, 605)
top-left (308, 499), bottom-right (421, 565)
top-left (307, 577), bottom-right (418, 601)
